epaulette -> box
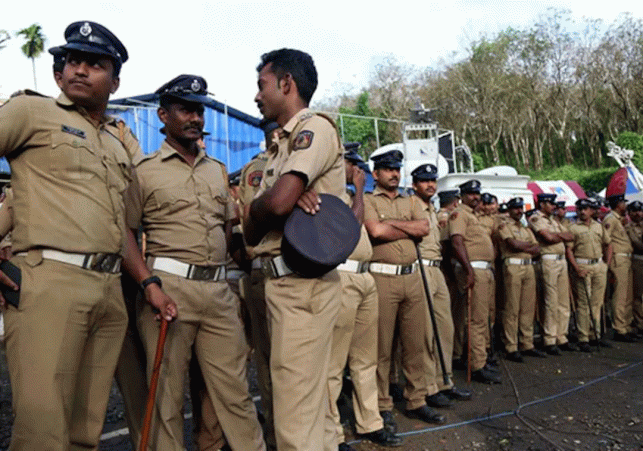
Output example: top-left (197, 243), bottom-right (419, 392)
top-left (11, 89), bottom-right (50, 99)
top-left (135, 150), bottom-right (160, 167)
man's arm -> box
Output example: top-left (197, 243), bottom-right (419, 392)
top-left (566, 245), bottom-right (588, 278)
top-left (121, 228), bottom-right (177, 321)
top-left (505, 237), bottom-right (540, 255)
top-left (604, 242), bottom-right (613, 267)
top-left (244, 173), bottom-right (320, 246)
top-left (350, 166), bottom-right (365, 224)
top-left (451, 234), bottom-right (474, 288)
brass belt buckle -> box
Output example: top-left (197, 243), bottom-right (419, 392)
top-left (400, 265), bottom-right (412, 275)
top-left (90, 253), bottom-right (118, 273)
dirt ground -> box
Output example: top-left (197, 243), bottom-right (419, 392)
top-left (2, 336), bottom-right (643, 451)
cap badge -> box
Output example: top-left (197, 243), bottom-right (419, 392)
top-left (80, 22), bottom-right (92, 37)
top-left (191, 79), bottom-right (201, 92)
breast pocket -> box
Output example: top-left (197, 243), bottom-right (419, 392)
top-left (153, 188), bottom-right (192, 214)
top-left (49, 130), bottom-right (99, 180)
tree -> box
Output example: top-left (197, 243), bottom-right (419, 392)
top-left (16, 23), bottom-right (46, 90)
top-left (0, 30), bottom-right (9, 50)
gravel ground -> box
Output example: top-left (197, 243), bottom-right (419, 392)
top-left (2, 334), bottom-right (643, 450)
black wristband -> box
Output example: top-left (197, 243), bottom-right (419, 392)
top-left (140, 275), bottom-right (162, 291)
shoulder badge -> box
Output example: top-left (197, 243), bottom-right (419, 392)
top-left (247, 170), bottom-right (263, 187)
top-left (450, 211), bottom-right (459, 221)
top-left (530, 216), bottom-right (538, 223)
top-left (499, 222), bottom-right (505, 230)
top-left (292, 130), bottom-right (314, 150)
top-left (605, 223), bottom-right (610, 230)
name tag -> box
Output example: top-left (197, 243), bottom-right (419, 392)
top-left (61, 125), bottom-right (86, 139)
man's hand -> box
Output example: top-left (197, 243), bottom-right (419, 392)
top-left (0, 269), bottom-right (19, 308)
top-left (465, 269), bottom-right (475, 289)
top-left (352, 166), bottom-right (365, 191)
top-left (144, 284), bottom-right (178, 322)
top-left (296, 189), bottom-right (321, 215)
top-left (576, 267), bottom-right (589, 278)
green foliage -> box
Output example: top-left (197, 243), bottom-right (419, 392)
top-left (17, 23), bottom-right (45, 59)
top-left (616, 131), bottom-right (643, 169)
top-left (527, 164), bottom-right (618, 194)
top-left (471, 152), bottom-right (485, 172)
top-left (338, 91), bottom-right (381, 157)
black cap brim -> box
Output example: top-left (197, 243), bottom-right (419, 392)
top-left (161, 92), bottom-right (210, 104)
top-left (60, 43), bottom-right (122, 62)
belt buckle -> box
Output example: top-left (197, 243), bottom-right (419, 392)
top-left (191, 265), bottom-right (219, 281)
top-left (359, 262), bottom-right (369, 273)
top-left (400, 265), bottom-right (412, 275)
top-left (261, 258), bottom-right (277, 278)
top-left (90, 253), bottom-right (118, 273)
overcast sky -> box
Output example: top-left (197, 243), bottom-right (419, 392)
top-left (1, 0), bottom-right (643, 117)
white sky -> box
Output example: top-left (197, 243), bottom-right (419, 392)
top-left (1, 0), bottom-right (643, 117)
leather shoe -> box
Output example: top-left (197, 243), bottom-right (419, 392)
top-left (544, 345), bottom-right (562, 356)
top-left (522, 348), bottom-right (547, 358)
top-left (359, 428), bottom-right (403, 447)
top-left (589, 339), bottom-right (612, 348)
top-left (426, 392), bottom-right (452, 408)
top-left (486, 355), bottom-right (499, 368)
top-left (405, 405), bottom-right (446, 424)
top-left (577, 342), bottom-right (593, 353)
top-left (338, 443), bottom-right (356, 451)
top-left (505, 351), bottom-right (524, 362)
top-left (379, 410), bottom-right (397, 434)
top-left (472, 367), bottom-right (502, 384)
top-left (613, 332), bottom-right (636, 343)
top-left (559, 342), bottom-right (579, 352)
top-left (483, 363), bottom-right (500, 373)
top-left (440, 386), bottom-right (472, 401)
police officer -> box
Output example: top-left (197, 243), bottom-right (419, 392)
top-left (123, 75), bottom-right (265, 451)
top-left (555, 201), bottom-right (572, 228)
top-left (0, 21), bottom-right (136, 450)
top-left (327, 144), bottom-right (402, 451)
top-left (529, 193), bottom-right (576, 354)
top-left (238, 120), bottom-right (276, 450)
top-left (245, 49), bottom-right (345, 451)
top-left (566, 198), bottom-right (612, 352)
top-left (364, 150), bottom-right (447, 428)
top-left (498, 197), bottom-right (546, 361)
top-left (603, 194), bottom-right (637, 342)
top-left (626, 201), bottom-right (643, 334)
top-left (449, 180), bottom-right (500, 384)
top-left (411, 164), bottom-right (472, 405)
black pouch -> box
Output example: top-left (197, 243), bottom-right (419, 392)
top-left (0, 260), bottom-right (21, 308)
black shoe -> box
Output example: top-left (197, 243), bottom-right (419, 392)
top-left (589, 339), bottom-right (612, 348)
top-left (359, 428), bottom-right (403, 447)
top-left (389, 383), bottom-right (404, 402)
top-left (379, 410), bottom-right (397, 434)
top-left (426, 392), bottom-right (452, 408)
top-left (338, 443), bottom-right (356, 451)
top-left (505, 351), bottom-right (524, 363)
top-left (483, 363), bottom-right (500, 373)
top-left (486, 355), bottom-right (499, 368)
top-left (559, 342), bottom-right (579, 352)
top-left (577, 342), bottom-right (593, 353)
top-left (472, 367), bottom-right (502, 384)
top-left (440, 386), bottom-right (472, 401)
top-left (544, 345), bottom-right (562, 356)
top-left (522, 348), bottom-right (547, 358)
top-left (613, 332), bottom-right (637, 343)
top-left (405, 405), bottom-right (447, 424)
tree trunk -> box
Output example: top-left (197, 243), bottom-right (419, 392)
top-left (31, 57), bottom-right (37, 91)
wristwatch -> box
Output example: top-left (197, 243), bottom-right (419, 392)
top-left (140, 275), bottom-right (162, 291)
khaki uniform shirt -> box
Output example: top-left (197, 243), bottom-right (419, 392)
top-left (567, 219), bottom-right (609, 259)
top-left (603, 211), bottom-right (633, 254)
top-left (449, 203), bottom-right (494, 262)
top-left (253, 109), bottom-right (345, 257)
top-left (0, 92), bottom-right (133, 254)
top-left (125, 141), bottom-right (235, 266)
top-left (0, 187), bottom-right (13, 243)
top-left (364, 187), bottom-right (425, 265)
top-left (626, 221), bottom-right (643, 255)
top-left (344, 194), bottom-right (373, 262)
top-left (416, 196), bottom-right (441, 261)
top-left (437, 209), bottom-right (451, 242)
top-left (239, 152), bottom-right (269, 209)
top-left (529, 210), bottom-right (566, 255)
top-left (498, 217), bottom-right (538, 259)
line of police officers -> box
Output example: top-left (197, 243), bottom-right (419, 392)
top-left (2, 19), bottom-right (643, 451)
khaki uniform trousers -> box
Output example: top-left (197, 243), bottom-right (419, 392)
top-left (632, 258), bottom-right (643, 329)
top-left (450, 264), bottom-right (467, 361)
top-left (265, 270), bottom-right (341, 451)
top-left (501, 262), bottom-right (537, 353)
top-left (422, 265), bottom-right (454, 394)
top-left (115, 273), bottom-right (148, 450)
top-left (609, 254), bottom-right (634, 335)
top-left (4, 256), bottom-right (127, 451)
top-left (573, 262), bottom-right (607, 342)
top-left (372, 271), bottom-right (428, 411)
top-left (326, 271), bottom-right (382, 446)
top-left (539, 258), bottom-right (571, 346)
top-left (454, 265), bottom-right (494, 371)
top-left (138, 272), bottom-right (265, 451)
top-left (243, 268), bottom-right (275, 450)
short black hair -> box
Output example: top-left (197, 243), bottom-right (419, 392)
top-left (257, 48), bottom-right (318, 104)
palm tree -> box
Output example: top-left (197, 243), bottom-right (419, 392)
top-left (16, 24), bottom-right (46, 90)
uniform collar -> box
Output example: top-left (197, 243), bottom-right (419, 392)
top-left (56, 92), bottom-right (112, 125)
top-left (373, 185), bottom-right (402, 198)
top-left (611, 210), bottom-right (623, 220)
top-left (460, 203), bottom-right (474, 214)
top-left (416, 195), bottom-right (434, 212)
top-left (160, 140), bottom-right (207, 165)
top-left (282, 108), bottom-right (313, 135)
